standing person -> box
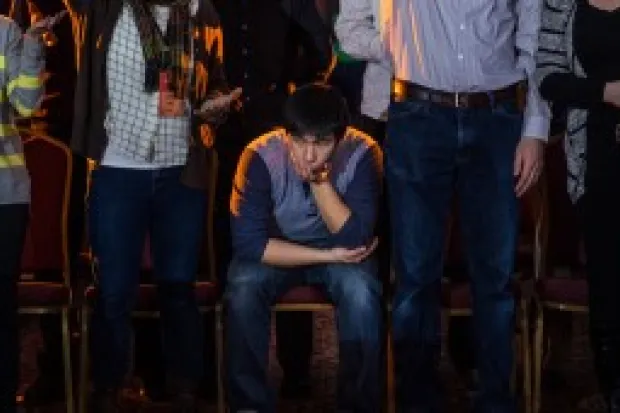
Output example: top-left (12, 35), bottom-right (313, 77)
top-left (336, 0), bottom-right (550, 411)
top-left (63, 0), bottom-right (239, 411)
top-left (0, 8), bottom-right (64, 413)
top-left (537, 0), bottom-right (620, 409)
top-left (212, 0), bottom-right (334, 396)
top-left (225, 83), bottom-right (383, 413)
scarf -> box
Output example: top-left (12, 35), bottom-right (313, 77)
top-left (125, 0), bottom-right (191, 97)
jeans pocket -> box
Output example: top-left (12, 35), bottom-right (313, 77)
top-left (492, 101), bottom-right (523, 120)
top-left (385, 100), bottom-right (433, 151)
top-left (388, 100), bottom-right (431, 120)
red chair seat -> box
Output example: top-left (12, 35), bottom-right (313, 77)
top-left (18, 282), bottom-right (71, 307)
top-left (85, 282), bottom-right (220, 311)
top-left (441, 239), bottom-right (535, 311)
top-left (277, 286), bottom-right (330, 305)
top-left (536, 277), bottom-right (588, 308)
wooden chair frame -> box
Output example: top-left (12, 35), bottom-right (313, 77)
top-left (18, 135), bottom-right (75, 413)
top-left (532, 178), bottom-right (585, 413)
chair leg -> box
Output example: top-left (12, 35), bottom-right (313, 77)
top-left (215, 304), bottom-right (226, 413)
top-left (61, 308), bottom-right (75, 413)
top-left (511, 337), bottom-right (518, 394)
top-left (386, 321), bottom-right (395, 413)
top-left (533, 305), bottom-right (544, 413)
top-left (520, 299), bottom-right (532, 413)
top-left (78, 305), bottom-right (90, 413)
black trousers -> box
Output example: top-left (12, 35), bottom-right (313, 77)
top-left (0, 204), bottom-right (29, 413)
top-left (581, 109), bottom-right (620, 396)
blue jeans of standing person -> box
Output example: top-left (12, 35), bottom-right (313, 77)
top-left (88, 166), bottom-right (206, 392)
top-left (225, 258), bottom-right (382, 413)
top-left (387, 98), bottom-right (521, 413)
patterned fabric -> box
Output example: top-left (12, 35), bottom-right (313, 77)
top-left (0, 15), bottom-right (45, 205)
top-left (535, 0), bottom-right (588, 203)
top-left (126, 0), bottom-right (191, 96)
top-left (103, 4), bottom-right (192, 166)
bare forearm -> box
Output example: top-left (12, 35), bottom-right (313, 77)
top-left (310, 181), bottom-right (351, 233)
top-left (261, 238), bottom-right (332, 267)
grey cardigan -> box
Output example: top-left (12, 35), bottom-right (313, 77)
top-left (535, 0), bottom-right (588, 203)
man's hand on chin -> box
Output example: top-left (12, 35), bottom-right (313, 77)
top-left (514, 138), bottom-right (545, 197)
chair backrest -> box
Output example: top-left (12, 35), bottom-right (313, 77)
top-left (20, 134), bottom-right (72, 283)
top-left (523, 168), bottom-right (550, 281)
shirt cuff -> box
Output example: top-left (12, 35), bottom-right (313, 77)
top-left (522, 114), bottom-right (550, 141)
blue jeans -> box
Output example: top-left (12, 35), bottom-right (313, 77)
top-left (387, 99), bottom-right (521, 413)
top-left (88, 166), bottom-right (206, 391)
top-left (225, 258), bottom-right (382, 413)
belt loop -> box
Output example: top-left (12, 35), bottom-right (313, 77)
top-left (455, 92), bottom-right (460, 108)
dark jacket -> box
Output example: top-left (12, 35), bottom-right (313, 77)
top-left (66, 0), bottom-right (228, 188)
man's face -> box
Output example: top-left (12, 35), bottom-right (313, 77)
top-left (287, 133), bottom-right (336, 174)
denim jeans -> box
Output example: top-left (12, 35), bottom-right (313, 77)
top-left (225, 258), bottom-right (382, 413)
top-left (88, 166), bottom-right (206, 391)
top-left (387, 99), bottom-right (521, 413)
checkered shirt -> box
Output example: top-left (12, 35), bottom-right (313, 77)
top-left (104, 3), bottom-right (192, 166)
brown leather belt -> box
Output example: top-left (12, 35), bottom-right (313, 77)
top-left (392, 79), bottom-right (523, 109)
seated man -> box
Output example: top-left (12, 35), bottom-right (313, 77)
top-left (225, 84), bottom-right (383, 413)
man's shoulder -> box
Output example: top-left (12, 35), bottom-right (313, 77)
top-left (240, 128), bottom-right (288, 174)
top-left (0, 15), bottom-right (20, 40)
top-left (330, 127), bottom-right (382, 182)
top-left (335, 127), bottom-right (381, 161)
top-left (247, 128), bottom-right (287, 156)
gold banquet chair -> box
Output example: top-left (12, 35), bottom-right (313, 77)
top-left (18, 134), bottom-right (75, 413)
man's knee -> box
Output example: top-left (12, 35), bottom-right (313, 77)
top-left (331, 264), bottom-right (382, 342)
top-left (225, 260), bottom-right (275, 315)
top-left (333, 264), bottom-right (382, 314)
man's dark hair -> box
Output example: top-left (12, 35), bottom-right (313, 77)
top-left (282, 83), bottom-right (350, 142)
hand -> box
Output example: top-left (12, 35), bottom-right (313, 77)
top-left (604, 81), bottom-right (620, 108)
top-left (288, 146), bottom-right (331, 183)
top-left (514, 138), bottom-right (544, 197)
top-left (328, 237), bottom-right (379, 264)
top-left (194, 87), bottom-right (242, 119)
top-left (159, 91), bottom-right (185, 118)
top-left (26, 10), bottom-right (67, 37)
top-left (308, 162), bottom-right (331, 183)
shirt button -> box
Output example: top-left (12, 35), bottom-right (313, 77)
top-left (243, 72), bottom-right (249, 79)
top-left (460, 23), bottom-right (465, 30)
top-left (241, 48), bottom-right (248, 56)
top-left (241, 23), bottom-right (248, 31)
top-left (457, 53), bottom-right (464, 60)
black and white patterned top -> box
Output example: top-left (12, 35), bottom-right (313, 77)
top-left (536, 0), bottom-right (588, 203)
top-left (104, 3), bottom-right (194, 167)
